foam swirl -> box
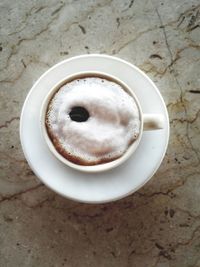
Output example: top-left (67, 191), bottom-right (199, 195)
top-left (46, 77), bottom-right (141, 165)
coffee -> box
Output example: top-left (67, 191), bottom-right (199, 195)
top-left (45, 76), bottom-right (141, 166)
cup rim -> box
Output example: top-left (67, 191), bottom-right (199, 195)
top-left (40, 71), bottom-right (144, 173)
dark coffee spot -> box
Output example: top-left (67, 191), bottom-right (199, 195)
top-left (69, 106), bottom-right (89, 122)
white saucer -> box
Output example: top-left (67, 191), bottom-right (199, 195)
top-left (20, 54), bottom-right (169, 204)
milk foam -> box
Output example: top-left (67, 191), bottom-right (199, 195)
top-left (46, 77), bottom-right (141, 164)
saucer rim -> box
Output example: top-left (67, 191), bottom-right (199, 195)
top-left (20, 54), bottom-right (170, 204)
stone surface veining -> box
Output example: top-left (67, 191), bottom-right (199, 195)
top-left (0, 0), bottom-right (200, 266)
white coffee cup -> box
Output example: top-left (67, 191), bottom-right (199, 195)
top-left (40, 71), bottom-right (164, 173)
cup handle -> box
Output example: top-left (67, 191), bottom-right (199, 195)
top-left (143, 114), bottom-right (164, 131)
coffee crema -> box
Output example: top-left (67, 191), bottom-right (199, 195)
top-left (45, 76), bottom-right (141, 165)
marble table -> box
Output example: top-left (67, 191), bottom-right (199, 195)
top-left (0, 0), bottom-right (200, 266)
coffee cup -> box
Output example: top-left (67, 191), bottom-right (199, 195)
top-left (40, 71), bottom-right (164, 173)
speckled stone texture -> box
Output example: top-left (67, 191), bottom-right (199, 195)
top-left (0, 0), bottom-right (200, 266)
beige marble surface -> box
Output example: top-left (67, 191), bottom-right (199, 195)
top-left (0, 0), bottom-right (200, 266)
